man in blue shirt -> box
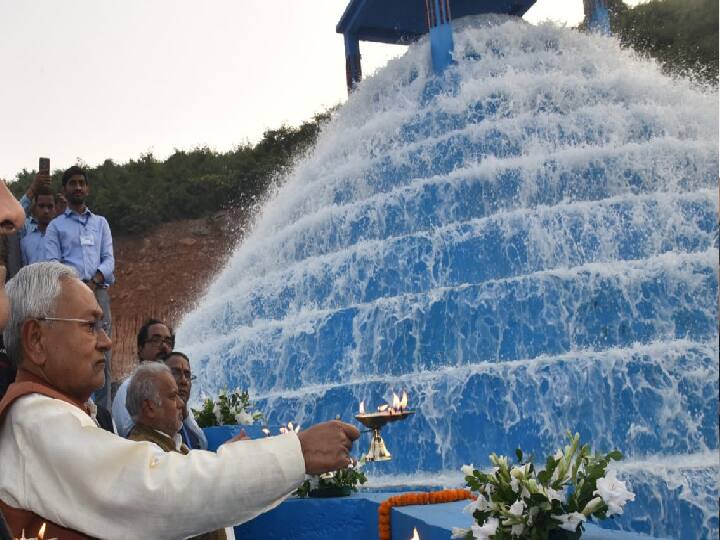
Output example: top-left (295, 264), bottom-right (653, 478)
top-left (44, 166), bottom-right (115, 409)
top-left (20, 185), bottom-right (55, 265)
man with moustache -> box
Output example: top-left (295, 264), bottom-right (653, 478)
top-left (126, 362), bottom-right (225, 539)
top-left (44, 165), bottom-right (115, 410)
top-left (165, 351), bottom-right (208, 449)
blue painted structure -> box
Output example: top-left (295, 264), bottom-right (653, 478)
top-left (233, 493), bottom-right (669, 540)
top-left (336, 0), bottom-right (536, 89)
top-left (585, 0), bottom-right (611, 34)
top-left (427, 0), bottom-right (455, 75)
top-left (180, 11), bottom-right (720, 540)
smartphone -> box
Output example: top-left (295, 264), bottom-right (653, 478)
top-left (39, 157), bottom-right (50, 175)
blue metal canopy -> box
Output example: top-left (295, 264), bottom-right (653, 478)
top-left (337, 0), bottom-right (537, 44)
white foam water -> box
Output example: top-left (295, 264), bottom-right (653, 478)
top-left (177, 15), bottom-right (718, 539)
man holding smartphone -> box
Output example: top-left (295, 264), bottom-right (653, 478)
top-left (44, 165), bottom-right (115, 410)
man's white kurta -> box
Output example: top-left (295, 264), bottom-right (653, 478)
top-left (0, 394), bottom-right (306, 539)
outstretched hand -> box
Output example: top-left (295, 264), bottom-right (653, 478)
top-left (297, 420), bottom-right (360, 475)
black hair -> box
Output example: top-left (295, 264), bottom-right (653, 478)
top-left (32, 185), bottom-right (55, 202)
top-left (136, 318), bottom-right (174, 349)
top-left (61, 165), bottom-right (87, 186)
top-left (165, 351), bottom-right (190, 363)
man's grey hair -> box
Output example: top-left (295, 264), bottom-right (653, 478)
top-left (3, 262), bottom-right (78, 367)
top-left (126, 362), bottom-right (171, 422)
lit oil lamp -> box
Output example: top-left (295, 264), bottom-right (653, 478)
top-left (411, 527), bottom-right (420, 540)
top-left (13, 523), bottom-right (57, 540)
top-left (354, 391), bottom-right (414, 462)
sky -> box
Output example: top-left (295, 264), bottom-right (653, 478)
top-left (0, 0), bottom-right (646, 180)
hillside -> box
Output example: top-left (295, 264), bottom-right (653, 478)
top-left (110, 209), bottom-right (243, 379)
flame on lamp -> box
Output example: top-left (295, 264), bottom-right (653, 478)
top-left (359, 400), bottom-right (365, 414)
top-left (392, 392), bottom-right (400, 409)
top-left (411, 527), bottom-right (420, 540)
top-left (378, 404), bottom-right (389, 412)
top-left (37, 523), bottom-right (46, 540)
top-left (288, 422), bottom-right (294, 432)
top-left (400, 391), bottom-right (408, 409)
top-left (261, 427), bottom-right (271, 437)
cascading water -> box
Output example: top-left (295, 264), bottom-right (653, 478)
top-left (177, 16), bottom-right (719, 539)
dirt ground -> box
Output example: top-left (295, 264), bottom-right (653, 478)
top-left (110, 209), bottom-right (245, 380)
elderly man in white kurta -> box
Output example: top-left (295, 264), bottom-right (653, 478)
top-left (0, 262), bottom-right (359, 540)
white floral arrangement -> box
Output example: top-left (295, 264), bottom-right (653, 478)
top-left (295, 459), bottom-right (367, 498)
top-left (452, 433), bottom-right (634, 540)
top-left (192, 388), bottom-right (263, 427)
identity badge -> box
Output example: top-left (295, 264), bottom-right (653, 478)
top-left (80, 233), bottom-right (95, 246)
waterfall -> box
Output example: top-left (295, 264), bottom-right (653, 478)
top-left (177, 15), bottom-right (719, 539)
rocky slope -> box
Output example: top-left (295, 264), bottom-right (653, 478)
top-left (110, 209), bottom-right (244, 380)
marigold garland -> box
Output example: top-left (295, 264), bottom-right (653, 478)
top-left (377, 489), bottom-right (473, 540)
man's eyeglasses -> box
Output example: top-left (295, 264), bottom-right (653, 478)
top-left (169, 367), bottom-right (197, 381)
top-left (146, 335), bottom-right (175, 347)
top-left (37, 317), bottom-right (110, 335)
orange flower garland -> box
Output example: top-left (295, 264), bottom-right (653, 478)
top-left (377, 489), bottom-right (474, 540)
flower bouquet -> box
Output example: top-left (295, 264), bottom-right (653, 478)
top-left (193, 388), bottom-right (263, 428)
top-left (453, 432), bottom-right (634, 540)
top-left (295, 460), bottom-right (368, 498)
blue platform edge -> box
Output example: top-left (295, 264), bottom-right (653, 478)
top-left (233, 492), bottom-right (668, 540)
top-left (203, 428), bottom-right (668, 540)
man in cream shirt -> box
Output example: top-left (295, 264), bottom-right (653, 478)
top-left (0, 262), bottom-right (359, 539)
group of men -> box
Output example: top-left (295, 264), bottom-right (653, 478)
top-left (0, 166), bottom-right (115, 409)
top-left (0, 174), bottom-right (360, 539)
top-left (111, 318), bottom-right (208, 451)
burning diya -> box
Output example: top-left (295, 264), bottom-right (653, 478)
top-left (354, 391), bottom-right (414, 461)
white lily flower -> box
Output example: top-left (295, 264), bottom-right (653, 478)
top-left (471, 517), bottom-right (499, 540)
top-left (461, 464), bottom-right (475, 476)
top-left (484, 483), bottom-right (496, 495)
top-left (521, 486), bottom-right (531, 499)
top-left (463, 494), bottom-right (490, 514)
top-left (451, 528), bottom-right (469, 539)
top-left (234, 410), bottom-right (253, 425)
top-left (508, 499), bottom-right (525, 516)
top-left (511, 523), bottom-right (525, 536)
top-left (554, 449), bottom-right (563, 461)
top-left (556, 512), bottom-right (585, 531)
top-left (510, 466), bottom-right (524, 479)
top-left (594, 470), bottom-right (635, 516)
top-left (510, 477), bottom-right (520, 493)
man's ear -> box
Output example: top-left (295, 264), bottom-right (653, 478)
top-left (21, 319), bottom-right (46, 368)
top-left (141, 399), bottom-right (155, 420)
